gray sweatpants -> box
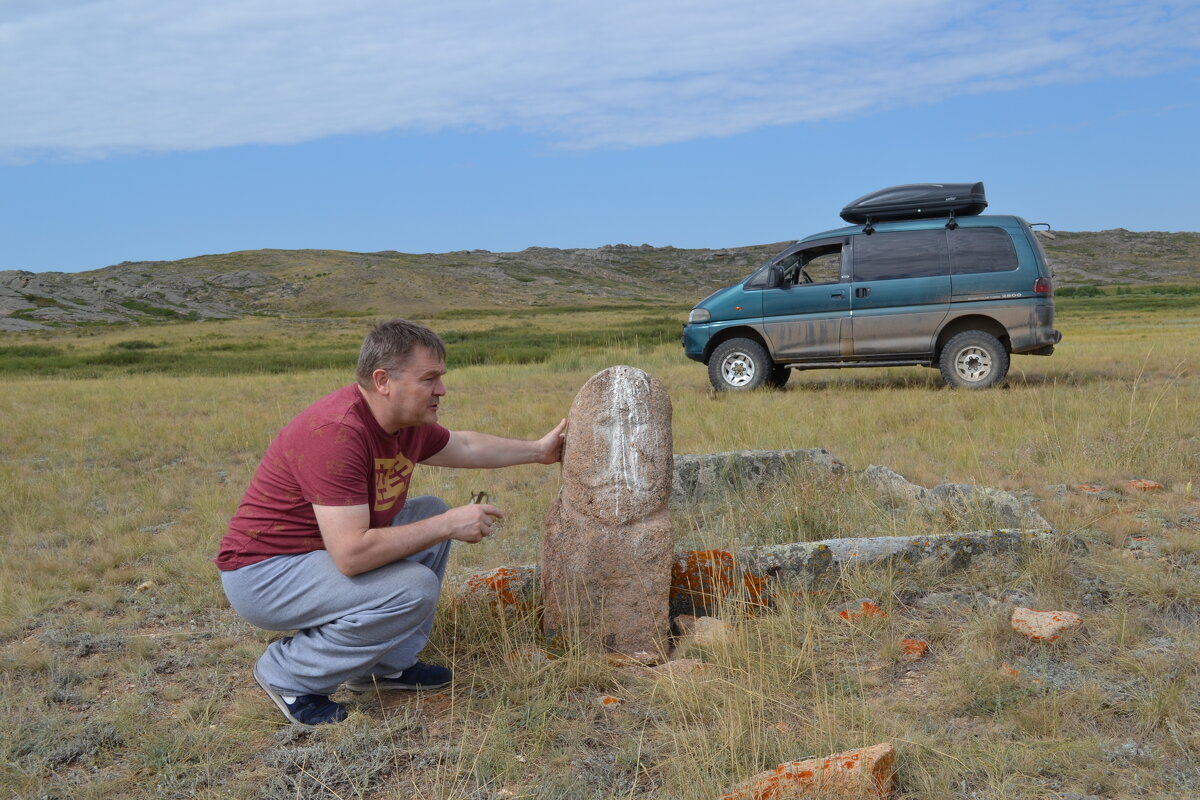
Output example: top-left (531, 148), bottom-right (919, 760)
top-left (221, 496), bottom-right (451, 696)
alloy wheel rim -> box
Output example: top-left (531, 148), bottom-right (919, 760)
top-left (954, 346), bottom-right (992, 381)
top-left (721, 352), bottom-right (755, 386)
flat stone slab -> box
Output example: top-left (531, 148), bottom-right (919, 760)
top-left (672, 448), bottom-right (845, 504)
top-left (461, 528), bottom-right (1059, 616)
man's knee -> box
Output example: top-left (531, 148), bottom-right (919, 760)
top-left (381, 560), bottom-right (442, 610)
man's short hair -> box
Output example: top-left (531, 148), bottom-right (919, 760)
top-left (355, 319), bottom-right (447, 387)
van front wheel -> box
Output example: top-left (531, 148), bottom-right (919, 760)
top-left (939, 331), bottom-right (1009, 388)
top-left (709, 338), bottom-right (774, 391)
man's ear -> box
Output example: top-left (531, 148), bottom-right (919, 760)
top-left (371, 368), bottom-right (391, 394)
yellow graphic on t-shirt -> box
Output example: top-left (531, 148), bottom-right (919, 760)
top-left (374, 455), bottom-right (415, 511)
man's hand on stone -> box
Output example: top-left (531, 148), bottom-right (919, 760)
top-left (536, 419), bottom-right (568, 464)
top-left (443, 503), bottom-right (504, 543)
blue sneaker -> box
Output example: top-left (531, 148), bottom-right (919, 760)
top-left (254, 662), bottom-right (347, 725)
top-left (343, 661), bottom-right (453, 692)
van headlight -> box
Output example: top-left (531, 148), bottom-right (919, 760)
top-left (688, 308), bottom-right (711, 324)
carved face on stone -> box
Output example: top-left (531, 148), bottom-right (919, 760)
top-left (560, 365), bottom-right (672, 524)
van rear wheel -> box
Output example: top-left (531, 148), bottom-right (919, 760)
top-left (939, 331), bottom-right (1008, 388)
top-left (709, 338), bottom-right (773, 391)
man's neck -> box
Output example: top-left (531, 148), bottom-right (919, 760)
top-left (357, 384), bottom-right (400, 435)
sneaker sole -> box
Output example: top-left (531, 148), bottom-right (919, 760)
top-left (253, 662), bottom-right (309, 726)
top-left (343, 677), bottom-right (452, 693)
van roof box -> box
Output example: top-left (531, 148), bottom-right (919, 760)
top-left (840, 182), bottom-right (987, 224)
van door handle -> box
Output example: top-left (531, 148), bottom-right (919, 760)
top-left (830, 292), bottom-right (844, 299)
top-left (855, 287), bottom-right (871, 298)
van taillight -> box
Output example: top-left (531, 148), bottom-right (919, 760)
top-left (1033, 277), bottom-right (1052, 295)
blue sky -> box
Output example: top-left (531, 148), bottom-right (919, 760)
top-left (2, 0), bottom-right (1198, 273)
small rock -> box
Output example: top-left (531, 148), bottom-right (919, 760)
top-left (595, 694), bottom-right (622, 708)
top-left (460, 566), bottom-right (536, 608)
top-left (899, 639), bottom-right (929, 662)
top-left (835, 598), bottom-right (887, 622)
top-left (503, 647), bottom-right (551, 668)
top-left (135, 581), bottom-right (156, 593)
top-left (994, 589), bottom-right (1036, 607)
top-left (860, 465), bottom-right (928, 506)
top-left (1075, 483), bottom-right (1122, 501)
top-left (632, 658), bottom-right (710, 680)
top-left (911, 591), bottom-right (975, 610)
top-left (1010, 607), bottom-right (1082, 643)
top-left (1124, 536), bottom-right (1161, 559)
top-left (604, 651), bottom-right (661, 667)
top-left (1126, 478), bottom-right (1163, 492)
top-left (673, 614), bottom-right (732, 647)
top-left (1000, 663), bottom-right (1043, 686)
top-left (721, 743), bottom-right (896, 800)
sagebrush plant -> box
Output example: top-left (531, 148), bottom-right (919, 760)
top-left (1, 296), bottom-right (1198, 798)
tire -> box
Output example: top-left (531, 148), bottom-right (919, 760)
top-left (939, 331), bottom-right (1009, 389)
top-left (708, 338), bottom-right (773, 391)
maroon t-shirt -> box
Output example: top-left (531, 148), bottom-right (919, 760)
top-left (215, 384), bottom-right (450, 571)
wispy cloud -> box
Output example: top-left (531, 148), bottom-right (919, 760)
top-left (2, 0), bottom-right (1197, 161)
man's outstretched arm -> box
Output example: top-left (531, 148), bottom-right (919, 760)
top-left (422, 418), bottom-right (567, 469)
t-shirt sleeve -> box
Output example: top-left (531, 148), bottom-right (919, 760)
top-left (291, 421), bottom-right (372, 507)
top-left (417, 424), bottom-right (452, 462)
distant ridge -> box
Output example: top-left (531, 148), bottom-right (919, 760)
top-left (2, 230), bottom-right (1197, 331)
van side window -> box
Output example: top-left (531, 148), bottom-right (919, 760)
top-left (801, 247), bottom-right (842, 284)
top-left (949, 227), bottom-right (1019, 273)
top-left (851, 230), bottom-right (948, 281)
top-left (779, 243), bottom-right (843, 285)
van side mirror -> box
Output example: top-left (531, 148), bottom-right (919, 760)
top-left (766, 265), bottom-right (784, 288)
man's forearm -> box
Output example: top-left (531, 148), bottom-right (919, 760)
top-left (315, 501), bottom-right (502, 576)
top-left (423, 420), bottom-right (566, 469)
top-left (319, 511), bottom-right (449, 576)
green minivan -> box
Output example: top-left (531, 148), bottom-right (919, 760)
top-left (683, 183), bottom-right (1061, 390)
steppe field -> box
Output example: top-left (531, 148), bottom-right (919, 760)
top-left (3, 290), bottom-right (1200, 799)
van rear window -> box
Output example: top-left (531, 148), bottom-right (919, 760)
top-left (950, 227), bottom-right (1018, 273)
top-left (851, 230), bottom-right (948, 281)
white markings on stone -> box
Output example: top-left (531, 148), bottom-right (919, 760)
top-left (605, 366), bottom-right (650, 519)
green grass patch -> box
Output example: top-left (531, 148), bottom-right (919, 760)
top-left (118, 299), bottom-right (189, 318)
top-left (0, 315), bottom-right (682, 378)
top-left (0, 345), bottom-right (65, 358)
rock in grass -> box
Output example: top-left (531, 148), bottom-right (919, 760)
top-left (541, 365), bottom-right (673, 660)
top-left (1010, 606), bottom-right (1082, 643)
top-left (722, 743), bottom-right (896, 800)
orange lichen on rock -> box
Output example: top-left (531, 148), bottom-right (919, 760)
top-left (836, 599), bottom-right (888, 622)
top-left (1000, 663), bottom-right (1042, 685)
top-left (1126, 478), bottom-right (1164, 492)
top-left (722, 743), bottom-right (896, 800)
top-left (899, 639), bottom-right (929, 661)
top-left (671, 549), bottom-right (736, 601)
top-left (742, 570), bottom-right (770, 609)
top-left (462, 566), bottom-right (526, 607)
top-left (1076, 483), bottom-right (1106, 493)
top-left (1010, 606), bottom-right (1082, 643)
top-left (596, 694), bottom-right (622, 707)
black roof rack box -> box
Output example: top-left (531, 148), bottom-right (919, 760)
top-left (840, 182), bottom-right (987, 224)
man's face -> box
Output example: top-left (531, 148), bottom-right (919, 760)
top-left (383, 346), bottom-right (446, 429)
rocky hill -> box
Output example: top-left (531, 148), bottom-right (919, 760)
top-left (2, 229), bottom-right (1197, 331)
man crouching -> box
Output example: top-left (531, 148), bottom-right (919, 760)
top-left (215, 319), bottom-right (565, 725)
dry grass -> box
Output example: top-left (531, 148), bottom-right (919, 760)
top-left (2, 298), bottom-right (1199, 798)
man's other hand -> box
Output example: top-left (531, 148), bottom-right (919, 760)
top-left (442, 503), bottom-right (503, 543)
